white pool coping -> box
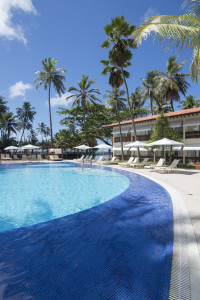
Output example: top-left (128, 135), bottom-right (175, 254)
top-left (107, 165), bottom-right (200, 300)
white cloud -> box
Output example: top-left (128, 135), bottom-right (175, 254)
top-left (48, 92), bottom-right (74, 108)
top-left (9, 81), bottom-right (33, 98)
top-left (0, 0), bottom-right (37, 44)
top-left (140, 7), bottom-right (159, 24)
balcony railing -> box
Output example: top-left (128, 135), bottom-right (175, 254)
top-left (185, 131), bottom-right (200, 139)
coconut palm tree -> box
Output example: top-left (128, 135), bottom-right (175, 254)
top-left (130, 88), bottom-right (145, 110)
top-left (131, 0), bottom-right (200, 83)
top-left (140, 70), bottom-right (161, 114)
top-left (0, 96), bottom-right (9, 118)
top-left (34, 57), bottom-right (66, 147)
top-left (45, 126), bottom-right (51, 142)
top-left (37, 122), bottom-right (46, 144)
top-left (101, 16), bottom-right (139, 154)
top-left (180, 94), bottom-right (200, 109)
top-left (156, 56), bottom-right (190, 111)
top-left (104, 88), bottom-right (127, 160)
top-left (66, 75), bottom-right (100, 122)
top-left (1, 112), bottom-right (18, 139)
top-left (16, 102), bottom-right (36, 144)
top-left (102, 64), bottom-right (126, 159)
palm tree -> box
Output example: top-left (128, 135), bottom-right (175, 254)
top-left (1, 112), bottom-right (18, 139)
top-left (34, 57), bottom-right (66, 147)
top-left (28, 129), bottom-right (38, 144)
top-left (156, 56), bottom-right (190, 111)
top-left (16, 102), bottom-right (36, 144)
top-left (130, 88), bottom-right (145, 110)
top-left (131, 0), bottom-right (200, 83)
top-left (180, 95), bottom-right (200, 109)
top-left (45, 126), bottom-right (51, 142)
top-left (140, 70), bottom-right (161, 114)
top-left (37, 122), bottom-right (46, 144)
top-left (66, 75), bottom-right (101, 122)
top-left (101, 16), bottom-right (139, 154)
top-left (0, 96), bottom-right (9, 118)
top-left (104, 88), bottom-right (127, 160)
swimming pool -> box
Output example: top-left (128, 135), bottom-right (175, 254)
top-left (0, 163), bottom-right (129, 231)
top-left (0, 162), bottom-right (173, 299)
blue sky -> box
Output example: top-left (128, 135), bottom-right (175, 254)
top-left (0, 0), bottom-right (199, 138)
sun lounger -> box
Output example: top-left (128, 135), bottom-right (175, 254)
top-left (101, 156), bottom-right (116, 165)
top-left (131, 157), bottom-right (148, 168)
top-left (1, 154), bottom-right (12, 160)
top-left (95, 156), bottom-right (104, 164)
top-left (144, 158), bottom-right (165, 170)
top-left (36, 154), bottom-right (42, 161)
top-left (118, 157), bottom-right (134, 166)
top-left (74, 155), bottom-right (85, 162)
top-left (22, 155), bottom-right (28, 161)
top-left (49, 155), bottom-right (62, 161)
top-left (85, 155), bottom-right (93, 162)
top-left (13, 154), bottom-right (19, 160)
top-left (32, 155), bottom-right (37, 161)
top-left (155, 159), bottom-right (180, 173)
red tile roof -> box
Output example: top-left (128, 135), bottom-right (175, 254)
top-left (105, 107), bottom-right (200, 128)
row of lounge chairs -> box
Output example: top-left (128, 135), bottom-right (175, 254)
top-left (0, 154), bottom-right (43, 161)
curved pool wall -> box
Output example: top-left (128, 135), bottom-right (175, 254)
top-left (0, 162), bottom-right (173, 300)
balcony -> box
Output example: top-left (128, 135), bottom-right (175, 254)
top-left (185, 131), bottom-right (200, 139)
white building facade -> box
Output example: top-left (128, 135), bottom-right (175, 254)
top-left (106, 107), bottom-right (200, 164)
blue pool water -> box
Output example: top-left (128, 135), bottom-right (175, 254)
top-left (0, 163), bottom-right (129, 231)
top-left (0, 162), bottom-right (173, 299)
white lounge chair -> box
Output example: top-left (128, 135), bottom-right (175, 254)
top-left (13, 154), bottom-right (19, 160)
top-left (95, 156), bottom-right (104, 164)
top-left (74, 155), bottom-right (84, 162)
top-left (144, 158), bottom-right (165, 170)
top-left (32, 154), bottom-right (37, 161)
top-left (118, 157), bottom-right (134, 167)
top-left (130, 157), bottom-right (140, 166)
top-left (101, 156), bottom-right (116, 165)
top-left (49, 154), bottom-right (62, 161)
top-left (85, 155), bottom-right (93, 162)
top-left (131, 157), bottom-right (148, 168)
top-left (155, 159), bottom-right (180, 173)
top-left (36, 154), bottom-right (42, 161)
top-left (22, 155), bottom-right (28, 161)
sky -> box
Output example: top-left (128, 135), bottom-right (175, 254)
top-left (0, 0), bottom-right (199, 138)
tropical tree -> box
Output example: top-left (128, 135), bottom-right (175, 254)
top-left (130, 88), bottom-right (145, 110)
top-left (156, 56), bottom-right (190, 111)
top-left (37, 122), bottom-right (46, 144)
top-left (28, 129), bottom-right (38, 145)
top-left (104, 88), bottom-right (127, 160)
top-left (0, 96), bottom-right (9, 119)
top-left (34, 57), bottom-right (66, 147)
top-left (101, 16), bottom-right (139, 149)
top-left (180, 94), bottom-right (200, 109)
top-left (131, 0), bottom-right (200, 83)
top-left (16, 102), bottom-right (36, 144)
top-left (45, 126), bottom-right (51, 142)
top-left (1, 112), bottom-right (18, 139)
top-left (140, 70), bottom-right (161, 114)
top-left (66, 75), bottom-right (101, 122)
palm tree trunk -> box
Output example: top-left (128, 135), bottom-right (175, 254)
top-left (115, 99), bottom-right (124, 160)
top-left (171, 97), bottom-right (174, 111)
top-left (121, 68), bottom-right (140, 158)
top-left (48, 81), bottom-right (53, 148)
top-left (20, 128), bottom-right (25, 145)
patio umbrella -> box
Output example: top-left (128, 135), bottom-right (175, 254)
top-left (4, 146), bottom-right (19, 150)
top-left (94, 144), bottom-right (112, 150)
top-left (21, 144), bottom-right (41, 150)
top-left (126, 141), bottom-right (149, 148)
top-left (74, 145), bottom-right (92, 150)
top-left (148, 138), bottom-right (183, 147)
